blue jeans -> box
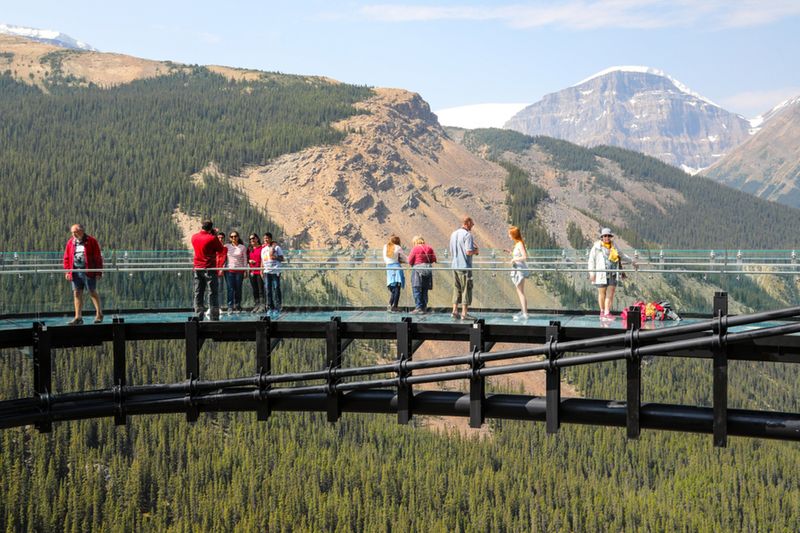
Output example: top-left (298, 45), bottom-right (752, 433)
top-left (265, 273), bottom-right (282, 310)
top-left (224, 271), bottom-right (244, 309)
top-left (412, 286), bottom-right (428, 310)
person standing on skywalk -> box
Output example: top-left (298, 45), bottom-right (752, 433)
top-left (261, 232), bottom-right (285, 315)
top-left (191, 220), bottom-right (225, 321)
top-left (63, 223), bottom-right (103, 325)
top-left (449, 216), bottom-right (479, 320)
top-left (588, 227), bottom-right (635, 319)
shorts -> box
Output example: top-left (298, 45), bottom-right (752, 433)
top-left (71, 272), bottom-right (97, 292)
top-left (452, 270), bottom-right (473, 306)
top-left (594, 278), bottom-right (618, 288)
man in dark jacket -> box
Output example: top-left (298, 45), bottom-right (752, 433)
top-left (191, 220), bottom-right (225, 320)
top-left (63, 223), bottom-right (103, 325)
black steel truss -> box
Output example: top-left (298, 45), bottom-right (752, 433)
top-left (2, 293), bottom-right (800, 445)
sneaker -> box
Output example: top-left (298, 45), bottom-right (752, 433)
top-left (513, 313), bottom-right (529, 321)
top-left (460, 313), bottom-right (476, 321)
top-left (410, 308), bottom-right (424, 315)
top-left (68, 317), bottom-right (83, 326)
top-left (94, 315), bottom-right (104, 324)
top-left (450, 312), bottom-right (460, 320)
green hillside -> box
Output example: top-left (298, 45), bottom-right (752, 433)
top-left (463, 128), bottom-right (800, 249)
top-left (1, 73), bottom-right (800, 532)
top-left (0, 69), bottom-right (372, 250)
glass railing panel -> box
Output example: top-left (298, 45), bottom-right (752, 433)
top-left (2, 249), bottom-right (800, 318)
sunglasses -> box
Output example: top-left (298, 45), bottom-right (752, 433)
top-left (230, 234), bottom-right (239, 238)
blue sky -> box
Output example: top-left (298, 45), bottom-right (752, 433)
top-left (4, 0), bottom-right (800, 117)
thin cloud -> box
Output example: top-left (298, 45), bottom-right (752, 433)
top-left (715, 0), bottom-right (800, 28)
top-left (720, 87), bottom-right (800, 117)
top-left (359, 1), bottom-right (800, 30)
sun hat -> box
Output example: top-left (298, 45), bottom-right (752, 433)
top-left (600, 227), bottom-right (614, 237)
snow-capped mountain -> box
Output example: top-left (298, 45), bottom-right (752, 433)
top-left (747, 94), bottom-right (800, 134)
top-left (703, 95), bottom-right (800, 208)
top-left (504, 66), bottom-right (751, 172)
top-left (0, 23), bottom-right (97, 51)
top-left (434, 103), bottom-right (530, 129)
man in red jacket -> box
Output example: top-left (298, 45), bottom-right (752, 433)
top-left (63, 223), bottom-right (103, 325)
top-left (191, 220), bottom-right (225, 320)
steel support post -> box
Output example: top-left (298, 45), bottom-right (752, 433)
top-left (626, 307), bottom-right (642, 439)
top-left (256, 317), bottom-right (272, 421)
top-left (112, 318), bottom-right (126, 426)
top-left (326, 317), bottom-right (343, 423)
top-left (32, 322), bottom-right (52, 433)
top-left (469, 320), bottom-right (486, 428)
top-left (185, 318), bottom-right (201, 423)
top-left (545, 321), bottom-right (562, 434)
top-left (713, 291), bottom-right (729, 447)
top-left (397, 317), bottom-right (413, 424)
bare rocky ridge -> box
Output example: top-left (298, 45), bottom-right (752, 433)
top-left (495, 144), bottom-right (683, 250)
top-left (234, 88), bottom-right (510, 249)
top-left (0, 34), bottom-right (323, 88)
top-left (0, 34), bottom-right (174, 87)
top-left (702, 97), bottom-right (800, 208)
top-left (505, 68), bottom-right (751, 172)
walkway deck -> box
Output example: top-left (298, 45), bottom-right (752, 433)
top-left (0, 308), bottom-right (791, 334)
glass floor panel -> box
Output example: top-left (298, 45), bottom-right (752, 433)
top-left (0, 308), bottom-right (776, 333)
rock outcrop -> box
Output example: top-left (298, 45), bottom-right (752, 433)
top-left (234, 88), bottom-right (509, 249)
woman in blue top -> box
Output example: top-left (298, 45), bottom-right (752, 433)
top-left (382, 235), bottom-right (407, 313)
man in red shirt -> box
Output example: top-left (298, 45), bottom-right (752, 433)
top-left (63, 223), bottom-right (103, 325)
top-left (191, 220), bottom-right (225, 320)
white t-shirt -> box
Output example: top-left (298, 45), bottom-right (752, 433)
top-left (382, 244), bottom-right (406, 265)
top-left (261, 244), bottom-right (284, 275)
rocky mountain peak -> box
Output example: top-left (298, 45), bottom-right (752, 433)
top-left (573, 66), bottom-right (718, 106)
top-left (702, 94), bottom-right (800, 208)
top-left (504, 66), bottom-right (751, 173)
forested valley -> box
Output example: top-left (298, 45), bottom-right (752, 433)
top-left (1, 68), bottom-right (799, 532)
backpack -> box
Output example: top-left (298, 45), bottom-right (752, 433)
top-left (621, 300), bottom-right (682, 324)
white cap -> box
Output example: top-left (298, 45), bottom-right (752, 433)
top-left (600, 228), bottom-right (613, 237)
